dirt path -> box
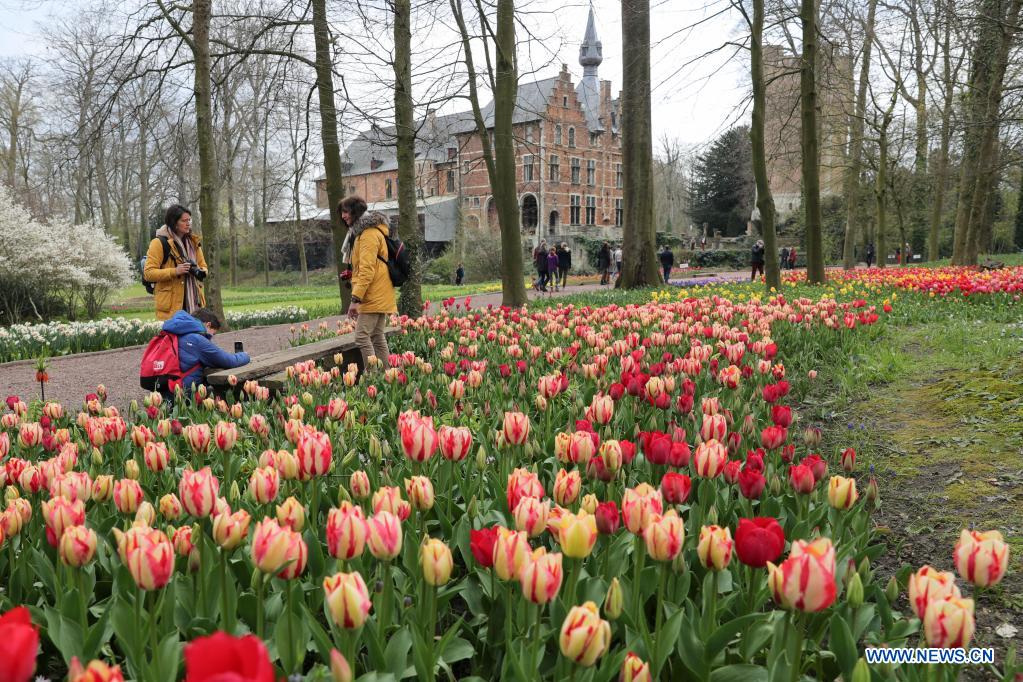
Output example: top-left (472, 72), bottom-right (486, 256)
top-left (813, 322), bottom-right (1023, 668)
top-left (0, 283), bottom-right (608, 409)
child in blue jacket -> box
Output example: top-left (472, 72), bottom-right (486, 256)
top-left (161, 309), bottom-right (250, 395)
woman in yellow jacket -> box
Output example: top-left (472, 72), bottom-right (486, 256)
top-left (343, 198), bottom-right (396, 366)
top-left (143, 204), bottom-right (208, 321)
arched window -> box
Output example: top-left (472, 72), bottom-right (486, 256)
top-left (555, 125), bottom-right (563, 145)
top-left (568, 127), bottom-right (576, 148)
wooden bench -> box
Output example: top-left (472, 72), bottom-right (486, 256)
top-left (206, 326), bottom-right (399, 394)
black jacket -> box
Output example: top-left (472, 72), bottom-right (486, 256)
top-left (751, 244), bottom-right (765, 264)
top-left (597, 247), bottom-right (611, 268)
top-left (558, 248), bottom-right (572, 269)
top-left (659, 250), bottom-right (675, 267)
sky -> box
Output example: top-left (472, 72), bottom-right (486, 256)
top-left (0, 0), bottom-right (750, 152)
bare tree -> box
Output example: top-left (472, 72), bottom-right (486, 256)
top-left (799, 0), bottom-right (825, 283)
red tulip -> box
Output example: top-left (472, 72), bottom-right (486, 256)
top-left (594, 501), bottom-right (620, 534)
top-left (660, 472), bottom-right (692, 504)
top-left (183, 631), bottom-right (275, 682)
top-left (801, 454), bottom-right (827, 482)
top-left (780, 443), bottom-right (795, 463)
top-left (668, 441), bottom-right (691, 468)
top-left (722, 459), bottom-right (741, 484)
top-left (745, 449), bottom-right (765, 472)
top-left (789, 464), bottom-right (815, 494)
top-left (738, 467), bottom-right (766, 499)
top-left (771, 405), bottom-right (792, 428)
top-left (642, 431), bottom-right (672, 466)
top-left (734, 517), bottom-right (785, 568)
top-left (760, 425), bottom-right (787, 450)
top-left (619, 440), bottom-right (636, 464)
top-left (840, 447), bottom-right (856, 473)
top-left (0, 606), bottom-right (39, 682)
top-left (470, 526), bottom-right (500, 568)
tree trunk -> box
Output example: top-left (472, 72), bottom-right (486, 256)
top-left (800, 0), bottom-right (825, 283)
top-left (493, 0), bottom-right (528, 306)
top-left (928, 6), bottom-right (955, 261)
top-left (1014, 165), bottom-right (1023, 250)
top-left (191, 0), bottom-right (224, 319)
top-left (312, 0), bottom-right (350, 311)
top-left (843, 0), bottom-right (876, 270)
top-left (394, 0), bottom-right (422, 317)
top-left (619, 0), bottom-right (659, 287)
top-left (139, 119), bottom-right (151, 259)
top-left (953, 0), bottom-right (1022, 264)
top-left (262, 118), bottom-right (270, 287)
top-left (750, 0), bottom-right (780, 290)
top-left (875, 127), bottom-right (888, 270)
top-left (292, 147), bottom-right (308, 285)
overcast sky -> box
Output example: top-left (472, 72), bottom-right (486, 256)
top-left (0, 0), bottom-right (749, 151)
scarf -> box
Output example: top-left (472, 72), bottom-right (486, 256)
top-left (157, 225), bottom-right (201, 314)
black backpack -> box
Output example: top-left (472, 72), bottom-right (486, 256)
top-left (142, 236), bottom-right (171, 295)
top-left (373, 226), bottom-right (411, 287)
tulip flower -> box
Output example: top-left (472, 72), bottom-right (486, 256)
top-left (760, 425), bottom-right (787, 450)
top-left (827, 476), bottom-right (858, 509)
top-left (404, 476), bottom-right (435, 511)
top-left (0, 606), bottom-right (40, 682)
top-left (326, 502), bottom-right (367, 561)
top-left (590, 394), bottom-right (613, 425)
top-left (183, 632), bottom-right (275, 681)
top-left (559, 510), bottom-right (598, 558)
top-left (520, 550), bottom-right (563, 604)
top-left (506, 467), bottom-right (544, 513)
top-left (660, 472), bottom-right (692, 504)
top-left (700, 414), bottom-right (727, 442)
top-left (212, 510), bottom-right (251, 550)
top-left (111, 478), bottom-right (143, 515)
top-left (924, 596), bottom-right (975, 648)
top-left (248, 466), bottom-right (280, 505)
top-left (953, 529), bottom-right (1010, 588)
top-left (323, 571), bottom-right (372, 629)
top-left (143, 441), bottom-right (169, 473)
top-left (125, 531), bottom-right (174, 590)
top-left (559, 601), bottom-right (611, 667)
top-left (620, 653), bottom-right (652, 682)
top-left (735, 517), bottom-right (785, 568)
top-left (372, 486), bottom-right (411, 522)
top-left (907, 566), bottom-right (961, 620)
top-left (767, 538), bottom-right (837, 612)
top-left (622, 484), bottom-right (663, 535)
top-left (697, 525), bottom-right (733, 570)
top-left (594, 501), bottom-right (620, 535)
top-left (568, 430), bottom-right (596, 466)
top-left (502, 411), bottom-right (530, 446)
top-left (420, 538), bottom-right (454, 586)
top-left (738, 467), bottom-right (766, 499)
top-left (178, 467), bottom-right (219, 517)
top-left (349, 470), bottom-right (371, 500)
top-left (802, 454), bottom-right (827, 481)
top-left (469, 526), bottom-right (500, 568)
top-left (693, 439), bottom-right (727, 478)
top-left (183, 424), bottom-right (211, 454)
top-left (493, 527), bottom-right (530, 581)
top-left (771, 405), bottom-right (792, 428)
top-left (296, 429), bottom-right (332, 479)
top-left (331, 650), bottom-right (353, 682)
top-left (788, 464), bottom-right (815, 494)
top-left (250, 518), bottom-right (293, 574)
top-left (604, 577), bottom-right (623, 620)
top-left (644, 509), bottom-right (685, 561)
top-left (59, 525), bottom-right (98, 567)
top-left (214, 421), bottom-right (238, 451)
top-left (514, 497), bottom-right (550, 537)
top-left (438, 425), bottom-right (473, 461)
top-left (840, 447), bottom-right (856, 472)
top-left (276, 528), bottom-right (307, 580)
top-left (273, 495), bottom-right (305, 532)
top-left (553, 469), bottom-right (582, 507)
top-left (68, 657), bottom-right (124, 682)
top-left (42, 495), bottom-right (85, 547)
top-left (399, 412), bottom-right (438, 462)
top-left (366, 511), bottom-right (403, 560)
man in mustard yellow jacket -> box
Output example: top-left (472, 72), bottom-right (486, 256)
top-left (346, 208), bottom-right (396, 365)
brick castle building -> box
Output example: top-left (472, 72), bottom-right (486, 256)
top-left (315, 8), bottom-right (624, 251)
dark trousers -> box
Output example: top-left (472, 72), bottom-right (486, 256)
top-left (662, 265), bottom-right (671, 283)
top-left (558, 267), bottom-right (569, 288)
top-left (751, 262), bottom-right (764, 280)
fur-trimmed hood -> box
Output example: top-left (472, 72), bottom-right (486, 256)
top-left (350, 211), bottom-right (390, 238)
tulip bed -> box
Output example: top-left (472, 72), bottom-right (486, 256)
top-left (0, 307), bottom-right (311, 364)
top-left (0, 286), bottom-right (1015, 682)
top-left (784, 265), bottom-right (1023, 299)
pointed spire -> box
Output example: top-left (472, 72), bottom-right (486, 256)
top-left (579, 4), bottom-right (602, 76)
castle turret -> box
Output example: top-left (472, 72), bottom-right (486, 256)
top-left (576, 5), bottom-right (604, 132)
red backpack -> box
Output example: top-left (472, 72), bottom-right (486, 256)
top-left (139, 331), bottom-right (201, 392)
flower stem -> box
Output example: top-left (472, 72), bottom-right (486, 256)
top-left (379, 561), bottom-right (394, 638)
top-left (652, 565), bottom-right (668, 677)
top-left (631, 534), bottom-right (645, 622)
top-left (255, 572), bottom-right (265, 639)
top-left (77, 569), bottom-right (88, 629)
top-left (286, 580), bottom-right (296, 674)
top-left (219, 548), bottom-right (231, 633)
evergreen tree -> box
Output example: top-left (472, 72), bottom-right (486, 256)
top-left (691, 126), bottom-right (754, 237)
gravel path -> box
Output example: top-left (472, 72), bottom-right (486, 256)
top-left (0, 282), bottom-right (609, 409)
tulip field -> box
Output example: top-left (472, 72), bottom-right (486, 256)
top-left (0, 265), bottom-right (1018, 681)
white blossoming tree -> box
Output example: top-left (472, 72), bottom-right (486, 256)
top-left (0, 186), bottom-right (133, 324)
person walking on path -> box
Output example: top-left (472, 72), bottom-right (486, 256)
top-left (613, 245), bottom-right (623, 280)
top-left (787, 246), bottom-right (797, 270)
top-left (597, 242), bottom-right (611, 285)
top-left (659, 246), bottom-right (675, 283)
top-left (346, 203), bottom-right (397, 366)
top-left (751, 239), bottom-right (765, 281)
top-left (556, 242), bottom-right (572, 289)
top-left (546, 248), bottom-right (560, 292)
top-left (865, 242), bottom-right (875, 268)
top-left (533, 239), bottom-right (549, 291)
top-left (144, 204), bottom-right (209, 321)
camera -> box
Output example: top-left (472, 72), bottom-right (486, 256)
top-left (185, 259), bottom-right (206, 280)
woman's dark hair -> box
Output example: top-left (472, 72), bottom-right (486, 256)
top-left (338, 196), bottom-right (367, 224)
top-left (165, 204), bottom-right (192, 230)
top-left (192, 308), bottom-right (222, 330)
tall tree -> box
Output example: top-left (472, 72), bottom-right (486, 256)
top-left (869, 87), bottom-right (898, 269)
top-left (842, 0), bottom-right (877, 269)
top-left (393, 0), bottom-right (422, 317)
top-left (450, 0), bottom-right (527, 307)
top-left (744, 0), bottom-right (780, 289)
top-left (691, 126), bottom-right (753, 237)
top-left (952, 0), bottom-right (1023, 264)
top-left (927, 0), bottom-right (962, 261)
top-left (312, 0), bottom-right (351, 310)
top-left (158, 0), bottom-right (225, 320)
top-left (619, 0), bottom-right (660, 287)
top-left (1014, 165), bottom-right (1023, 251)
top-left (800, 0), bottom-right (825, 283)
